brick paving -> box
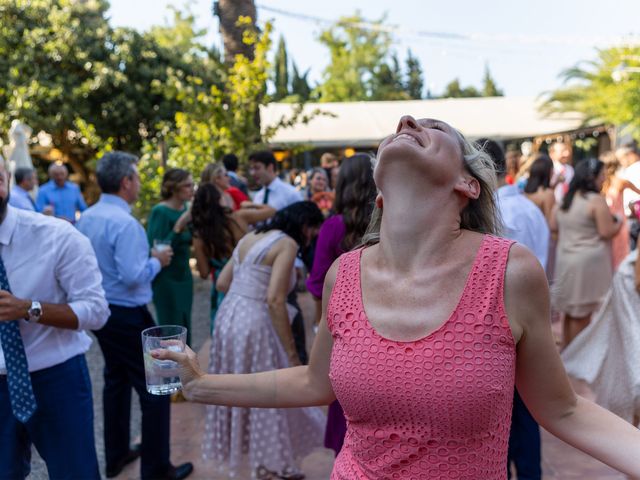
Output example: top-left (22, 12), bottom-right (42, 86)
top-left (28, 274), bottom-right (625, 479)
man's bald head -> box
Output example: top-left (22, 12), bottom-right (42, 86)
top-left (48, 162), bottom-right (68, 187)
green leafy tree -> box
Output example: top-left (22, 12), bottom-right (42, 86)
top-left (442, 78), bottom-right (481, 98)
top-left (315, 12), bottom-right (392, 102)
top-left (371, 54), bottom-right (409, 100)
top-left (405, 49), bottom-right (424, 99)
top-left (272, 36), bottom-right (289, 100)
top-left (544, 46), bottom-right (640, 138)
top-left (135, 17), bottom-right (325, 219)
top-left (289, 61), bottom-right (312, 101)
top-left (482, 64), bottom-right (503, 97)
top-left (0, 0), bottom-right (112, 177)
top-left (0, 1), bottom-right (223, 181)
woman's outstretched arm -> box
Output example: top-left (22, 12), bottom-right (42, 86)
top-left (506, 245), bottom-right (640, 476)
top-left (153, 260), bottom-right (339, 408)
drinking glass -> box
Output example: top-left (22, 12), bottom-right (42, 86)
top-left (141, 325), bottom-right (187, 395)
top-left (153, 239), bottom-right (171, 252)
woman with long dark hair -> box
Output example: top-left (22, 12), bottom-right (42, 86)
top-left (201, 202), bottom-right (326, 478)
top-left (305, 153), bottom-right (377, 455)
top-left (189, 183), bottom-right (275, 330)
top-left (524, 153), bottom-right (555, 224)
top-left (551, 158), bottom-right (622, 346)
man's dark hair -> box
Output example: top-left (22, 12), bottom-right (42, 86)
top-left (222, 153), bottom-right (239, 172)
top-left (476, 138), bottom-right (505, 176)
top-left (96, 151), bottom-right (138, 194)
top-left (248, 150), bottom-right (276, 169)
top-left (622, 141), bottom-right (639, 155)
top-left (14, 167), bottom-right (34, 185)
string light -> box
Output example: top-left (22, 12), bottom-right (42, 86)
top-left (257, 4), bottom-right (640, 48)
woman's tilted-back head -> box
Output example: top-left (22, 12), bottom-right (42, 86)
top-left (363, 116), bottom-right (499, 245)
top-left (256, 201), bottom-right (324, 248)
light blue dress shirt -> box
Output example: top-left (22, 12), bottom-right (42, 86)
top-left (35, 180), bottom-right (87, 223)
top-left (76, 194), bottom-right (161, 307)
top-left (9, 185), bottom-right (35, 211)
top-left (496, 184), bottom-right (550, 270)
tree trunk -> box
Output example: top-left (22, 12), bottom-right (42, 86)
top-left (215, 0), bottom-right (257, 63)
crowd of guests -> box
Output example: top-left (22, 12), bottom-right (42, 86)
top-left (2, 122), bottom-right (640, 480)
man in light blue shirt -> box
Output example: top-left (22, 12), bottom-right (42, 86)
top-left (77, 152), bottom-right (193, 480)
top-left (35, 163), bottom-right (87, 222)
top-left (481, 138), bottom-right (547, 480)
top-left (9, 167), bottom-right (36, 211)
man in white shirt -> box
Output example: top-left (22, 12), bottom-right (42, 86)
top-left (8, 167), bottom-right (36, 211)
top-left (480, 139), bottom-right (548, 480)
top-left (0, 160), bottom-right (109, 479)
top-left (550, 142), bottom-right (574, 204)
top-left (250, 150), bottom-right (303, 209)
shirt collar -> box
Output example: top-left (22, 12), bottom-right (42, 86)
top-left (100, 193), bottom-right (132, 213)
top-left (265, 177), bottom-right (281, 190)
top-left (496, 184), bottom-right (520, 199)
top-left (0, 205), bottom-right (19, 246)
top-left (12, 185), bottom-right (28, 195)
top-left (47, 180), bottom-right (69, 190)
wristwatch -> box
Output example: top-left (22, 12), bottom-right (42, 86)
top-left (26, 301), bottom-right (43, 323)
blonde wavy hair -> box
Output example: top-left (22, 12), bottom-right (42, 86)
top-left (200, 162), bottom-right (226, 185)
top-left (362, 128), bottom-right (501, 245)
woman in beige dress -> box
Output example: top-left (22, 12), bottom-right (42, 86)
top-left (550, 158), bottom-right (622, 346)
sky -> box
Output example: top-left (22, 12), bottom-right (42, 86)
top-left (107, 0), bottom-right (640, 98)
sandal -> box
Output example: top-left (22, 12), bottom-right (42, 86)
top-left (279, 467), bottom-right (305, 480)
top-left (256, 465), bottom-right (279, 480)
top-left (256, 465), bottom-right (305, 480)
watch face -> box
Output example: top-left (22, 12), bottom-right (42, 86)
top-left (29, 301), bottom-right (42, 321)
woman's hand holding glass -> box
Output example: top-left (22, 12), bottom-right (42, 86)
top-left (151, 345), bottom-right (204, 399)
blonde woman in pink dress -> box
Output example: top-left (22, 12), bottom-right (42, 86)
top-left (157, 116), bottom-right (640, 479)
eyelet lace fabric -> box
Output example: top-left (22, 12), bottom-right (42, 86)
top-left (327, 235), bottom-right (516, 479)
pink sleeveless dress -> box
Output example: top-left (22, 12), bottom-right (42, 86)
top-left (327, 235), bottom-right (516, 479)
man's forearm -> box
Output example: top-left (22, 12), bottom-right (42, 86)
top-left (33, 303), bottom-right (79, 329)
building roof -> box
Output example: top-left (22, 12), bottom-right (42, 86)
top-left (261, 96), bottom-right (589, 148)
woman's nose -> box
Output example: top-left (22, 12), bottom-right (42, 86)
top-left (396, 115), bottom-right (420, 133)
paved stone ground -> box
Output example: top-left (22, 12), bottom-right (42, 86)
top-left (28, 273), bottom-right (625, 479)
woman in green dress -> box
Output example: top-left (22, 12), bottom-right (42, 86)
top-left (146, 168), bottom-right (195, 345)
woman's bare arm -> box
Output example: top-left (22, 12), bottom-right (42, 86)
top-left (215, 259), bottom-right (234, 293)
top-left (153, 260), bottom-right (339, 408)
top-left (266, 238), bottom-right (303, 366)
top-left (506, 245), bottom-right (640, 476)
top-left (592, 195), bottom-right (622, 239)
top-left (236, 203), bottom-right (276, 225)
top-left (193, 237), bottom-right (211, 279)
